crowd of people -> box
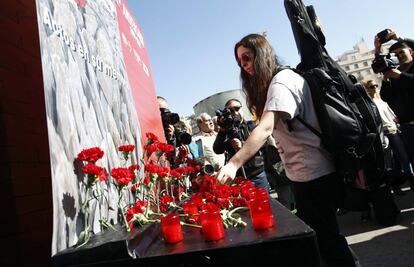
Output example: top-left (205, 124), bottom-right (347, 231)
top-left (156, 29), bottom-right (414, 267)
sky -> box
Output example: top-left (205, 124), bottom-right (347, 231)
top-left (127, 0), bottom-right (413, 117)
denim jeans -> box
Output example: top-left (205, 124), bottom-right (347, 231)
top-left (250, 170), bottom-right (271, 193)
top-left (387, 133), bottom-right (412, 174)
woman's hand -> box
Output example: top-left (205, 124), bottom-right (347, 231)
top-left (216, 162), bottom-right (238, 184)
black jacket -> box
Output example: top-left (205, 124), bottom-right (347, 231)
top-left (213, 120), bottom-right (265, 179)
top-left (380, 38), bottom-right (414, 123)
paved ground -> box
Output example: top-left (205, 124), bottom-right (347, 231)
top-left (337, 183), bottom-right (414, 267)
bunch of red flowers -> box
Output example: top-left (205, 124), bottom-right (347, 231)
top-left (76, 132), bottom-right (254, 244)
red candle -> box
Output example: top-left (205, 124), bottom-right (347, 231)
top-left (200, 208), bottom-right (225, 241)
top-left (241, 183), bottom-right (256, 199)
top-left (249, 198), bottom-right (274, 230)
top-left (182, 201), bottom-right (199, 223)
top-left (248, 187), bottom-right (269, 200)
top-left (160, 213), bottom-right (183, 243)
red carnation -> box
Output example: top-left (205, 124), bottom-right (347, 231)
top-left (77, 147), bottom-right (104, 163)
top-left (82, 163), bottom-right (107, 183)
top-left (110, 167), bottom-right (135, 186)
top-left (145, 143), bottom-right (158, 153)
top-left (158, 143), bottom-right (175, 154)
top-left (146, 132), bottom-right (159, 144)
top-left (129, 164), bottom-right (140, 172)
top-left (126, 200), bottom-right (146, 223)
top-left (142, 175), bottom-right (150, 186)
top-left (119, 144), bottom-right (135, 152)
top-left (160, 194), bottom-right (173, 213)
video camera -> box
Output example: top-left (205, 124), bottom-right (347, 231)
top-left (160, 108), bottom-right (191, 146)
top-left (160, 108), bottom-right (180, 126)
top-left (371, 53), bottom-right (400, 74)
top-left (377, 29), bottom-right (392, 44)
top-left (215, 108), bottom-right (242, 139)
top-left (371, 29), bottom-right (400, 74)
top-left (192, 157), bottom-right (215, 176)
top-left (174, 129), bottom-right (192, 146)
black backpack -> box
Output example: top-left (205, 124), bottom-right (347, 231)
top-left (284, 0), bottom-right (385, 189)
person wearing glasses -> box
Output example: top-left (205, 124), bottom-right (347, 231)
top-left (364, 79), bottom-right (413, 194)
top-left (213, 98), bottom-right (270, 192)
top-left (195, 113), bottom-right (225, 172)
top-left (216, 34), bottom-right (356, 266)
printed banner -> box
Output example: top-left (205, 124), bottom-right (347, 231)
top-left (35, 0), bottom-right (163, 254)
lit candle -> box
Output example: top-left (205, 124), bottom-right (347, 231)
top-left (249, 197), bottom-right (274, 230)
top-left (200, 208), bottom-right (225, 241)
top-left (160, 213), bottom-right (183, 243)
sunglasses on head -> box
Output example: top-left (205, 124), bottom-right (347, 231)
top-left (229, 106), bottom-right (241, 112)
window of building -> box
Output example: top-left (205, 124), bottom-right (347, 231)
top-left (345, 65), bottom-right (350, 71)
top-left (363, 62), bottom-right (368, 67)
top-left (354, 63), bottom-right (359, 69)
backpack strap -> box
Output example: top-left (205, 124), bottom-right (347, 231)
top-left (287, 68), bottom-right (332, 139)
top-left (295, 116), bottom-right (322, 138)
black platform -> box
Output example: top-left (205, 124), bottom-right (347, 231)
top-left (53, 199), bottom-right (322, 266)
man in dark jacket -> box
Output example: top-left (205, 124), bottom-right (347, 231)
top-left (213, 99), bottom-right (270, 191)
top-left (375, 30), bottom-right (414, 190)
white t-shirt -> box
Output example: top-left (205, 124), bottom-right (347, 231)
top-left (264, 69), bottom-right (336, 182)
top-left (197, 132), bottom-right (225, 170)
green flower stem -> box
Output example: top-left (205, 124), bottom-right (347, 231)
top-left (227, 207), bottom-right (249, 227)
top-left (82, 187), bottom-right (90, 209)
top-left (144, 194), bottom-right (151, 217)
top-left (180, 221), bottom-right (202, 229)
top-left (95, 184), bottom-right (103, 231)
top-left (179, 213), bottom-right (199, 217)
top-left (228, 207), bottom-right (249, 216)
top-left (164, 180), bottom-right (169, 196)
top-left (122, 210), bottom-right (130, 232)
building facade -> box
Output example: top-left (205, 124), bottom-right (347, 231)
top-left (336, 38), bottom-right (392, 86)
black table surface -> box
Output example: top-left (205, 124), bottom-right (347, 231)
top-left (53, 199), bottom-right (322, 267)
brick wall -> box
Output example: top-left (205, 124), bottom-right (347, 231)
top-left (0, 1), bottom-right (53, 266)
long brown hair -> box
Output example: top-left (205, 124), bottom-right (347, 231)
top-left (234, 34), bottom-right (278, 119)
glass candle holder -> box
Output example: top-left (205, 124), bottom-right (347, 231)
top-left (199, 208), bottom-right (225, 241)
top-left (160, 213), bottom-right (184, 243)
top-left (248, 187), bottom-right (269, 200)
top-left (182, 201), bottom-right (199, 223)
top-left (249, 197), bottom-right (274, 230)
top-left (241, 183), bottom-right (256, 199)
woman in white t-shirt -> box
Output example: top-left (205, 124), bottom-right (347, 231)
top-left (217, 34), bottom-right (355, 266)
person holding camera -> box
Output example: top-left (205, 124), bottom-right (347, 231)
top-left (174, 120), bottom-right (200, 159)
top-left (374, 30), bottom-right (414, 191)
top-left (213, 98), bottom-right (270, 192)
top-left (157, 96), bottom-right (175, 143)
top-left (157, 96), bottom-right (193, 168)
top-left (216, 34), bottom-right (355, 266)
